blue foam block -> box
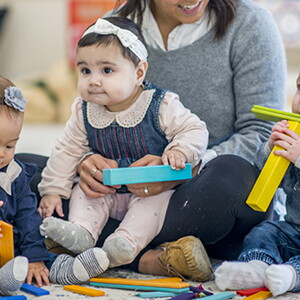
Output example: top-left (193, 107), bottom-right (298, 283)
top-left (20, 283), bottom-right (50, 296)
top-left (0, 296), bottom-right (27, 300)
top-left (136, 291), bottom-right (193, 298)
top-left (103, 164), bottom-right (192, 185)
top-left (203, 292), bottom-right (236, 300)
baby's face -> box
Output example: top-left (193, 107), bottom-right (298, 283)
top-left (292, 73), bottom-right (300, 114)
top-left (0, 110), bottom-right (23, 169)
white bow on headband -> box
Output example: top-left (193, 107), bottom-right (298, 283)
top-left (82, 18), bottom-right (148, 61)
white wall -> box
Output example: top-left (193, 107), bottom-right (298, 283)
top-left (0, 0), bottom-right (67, 81)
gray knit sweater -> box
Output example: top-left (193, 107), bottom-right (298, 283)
top-left (145, 0), bottom-right (286, 163)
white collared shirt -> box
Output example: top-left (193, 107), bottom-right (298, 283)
top-left (141, 3), bottom-right (215, 51)
top-left (105, 2), bottom-right (215, 52)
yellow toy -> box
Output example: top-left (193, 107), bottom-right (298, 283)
top-left (246, 105), bottom-right (300, 212)
top-left (243, 291), bottom-right (272, 300)
top-left (64, 285), bottom-right (105, 297)
top-left (90, 277), bottom-right (190, 289)
top-left (0, 220), bottom-right (14, 267)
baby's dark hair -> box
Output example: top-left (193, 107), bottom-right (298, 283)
top-left (78, 16), bottom-right (147, 66)
top-left (0, 76), bottom-right (15, 106)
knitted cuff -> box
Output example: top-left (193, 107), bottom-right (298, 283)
top-left (239, 250), bottom-right (275, 265)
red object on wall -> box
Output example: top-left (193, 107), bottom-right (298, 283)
top-left (67, 0), bottom-right (120, 65)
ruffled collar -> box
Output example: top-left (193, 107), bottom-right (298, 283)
top-left (86, 89), bottom-right (154, 129)
top-left (0, 160), bottom-right (22, 195)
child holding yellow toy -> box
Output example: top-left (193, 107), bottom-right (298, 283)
top-left (215, 72), bottom-right (300, 296)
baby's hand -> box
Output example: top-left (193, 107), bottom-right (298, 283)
top-left (38, 195), bottom-right (63, 219)
top-left (273, 127), bottom-right (300, 164)
top-left (268, 120), bottom-right (289, 150)
top-left (162, 150), bottom-right (187, 170)
top-left (27, 261), bottom-right (50, 287)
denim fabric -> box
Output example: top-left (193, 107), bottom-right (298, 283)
top-left (82, 81), bottom-right (169, 167)
top-left (238, 220), bottom-right (300, 292)
top-left (82, 81), bottom-right (169, 193)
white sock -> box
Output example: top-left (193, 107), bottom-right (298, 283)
top-left (103, 237), bottom-right (135, 267)
top-left (49, 248), bottom-right (109, 285)
top-left (40, 216), bottom-right (95, 253)
top-left (0, 256), bottom-right (28, 296)
top-left (215, 260), bottom-right (268, 291)
top-left (265, 264), bottom-right (297, 296)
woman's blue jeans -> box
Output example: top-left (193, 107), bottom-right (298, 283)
top-left (238, 220), bottom-right (300, 292)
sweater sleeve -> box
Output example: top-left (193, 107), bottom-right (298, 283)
top-left (38, 98), bottom-right (90, 199)
top-left (14, 162), bottom-right (49, 262)
top-left (210, 4), bottom-right (286, 161)
top-left (159, 92), bottom-right (209, 167)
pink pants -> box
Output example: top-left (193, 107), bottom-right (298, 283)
top-left (69, 183), bottom-right (173, 259)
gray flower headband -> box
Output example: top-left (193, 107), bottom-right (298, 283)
top-left (4, 86), bottom-right (27, 112)
top-left (83, 18), bottom-right (148, 61)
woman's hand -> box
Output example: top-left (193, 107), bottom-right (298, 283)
top-left (78, 154), bottom-right (120, 198)
top-left (38, 195), bottom-right (63, 219)
top-left (127, 157), bottom-right (201, 197)
top-left (127, 154), bottom-right (182, 197)
top-left (27, 262), bottom-right (50, 287)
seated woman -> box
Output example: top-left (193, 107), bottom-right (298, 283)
top-left (18, 0), bottom-right (286, 282)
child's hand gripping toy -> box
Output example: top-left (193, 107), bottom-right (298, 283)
top-left (246, 105), bottom-right (300, 212)
top-left (102, 164), bottom-right (192, 185)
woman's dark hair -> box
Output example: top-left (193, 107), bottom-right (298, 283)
top-left (78, 16), bottom-right (147, 66)
top-left (114, 0), bottom-right (237, 39)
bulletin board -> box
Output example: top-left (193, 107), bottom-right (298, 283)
top-left (67, 0), bottom-right (120, 65)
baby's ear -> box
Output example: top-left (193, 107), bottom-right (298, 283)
top-left (291, 92), bottom-right (300, 114)
top-left (292, 73), bottom-right (300, 114)
top-left (136, 60), bottom-right (148, 86)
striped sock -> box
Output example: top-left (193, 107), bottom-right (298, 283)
top-left (49, 248), bottom-right (109, 285)
top-left (0, 256), bottom-right (28, 296)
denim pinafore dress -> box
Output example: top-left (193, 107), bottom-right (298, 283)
top-left (82, 82), bottom-right (169, 191)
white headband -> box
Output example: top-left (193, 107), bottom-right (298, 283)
top-left (82, 18), bottom-right (148, 61)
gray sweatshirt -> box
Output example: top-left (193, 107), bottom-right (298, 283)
top-left (145, 0), bottom-right (286, 163)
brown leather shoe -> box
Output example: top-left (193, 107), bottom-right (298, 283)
top-left (45, 237), bottom-right (76, 257)
top-left (158, 236), bottom-right (213, 282)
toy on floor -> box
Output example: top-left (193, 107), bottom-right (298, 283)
top-left (90, 277), bottom-right (190, 294)
top-left (189, 292), bottom-right (235, 300)
top-left (246, 106), bottom-right (300, 211)
top-left (237, 287), bottom-right (269, 296)
top-left (64, 285), bottom-right (105, 297)
top-left (0, 296), bottom-right (27, 300)
top-left (103, 163), bottom-right (192, 185)
top-left (243, 290), bottom-right (272, 300)
top-left (138, 283), bottom-right (214, 299)
top-left (20, 283), bottom-right (50, 296)
top-left (0, 220), bottom-right (14, 267)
